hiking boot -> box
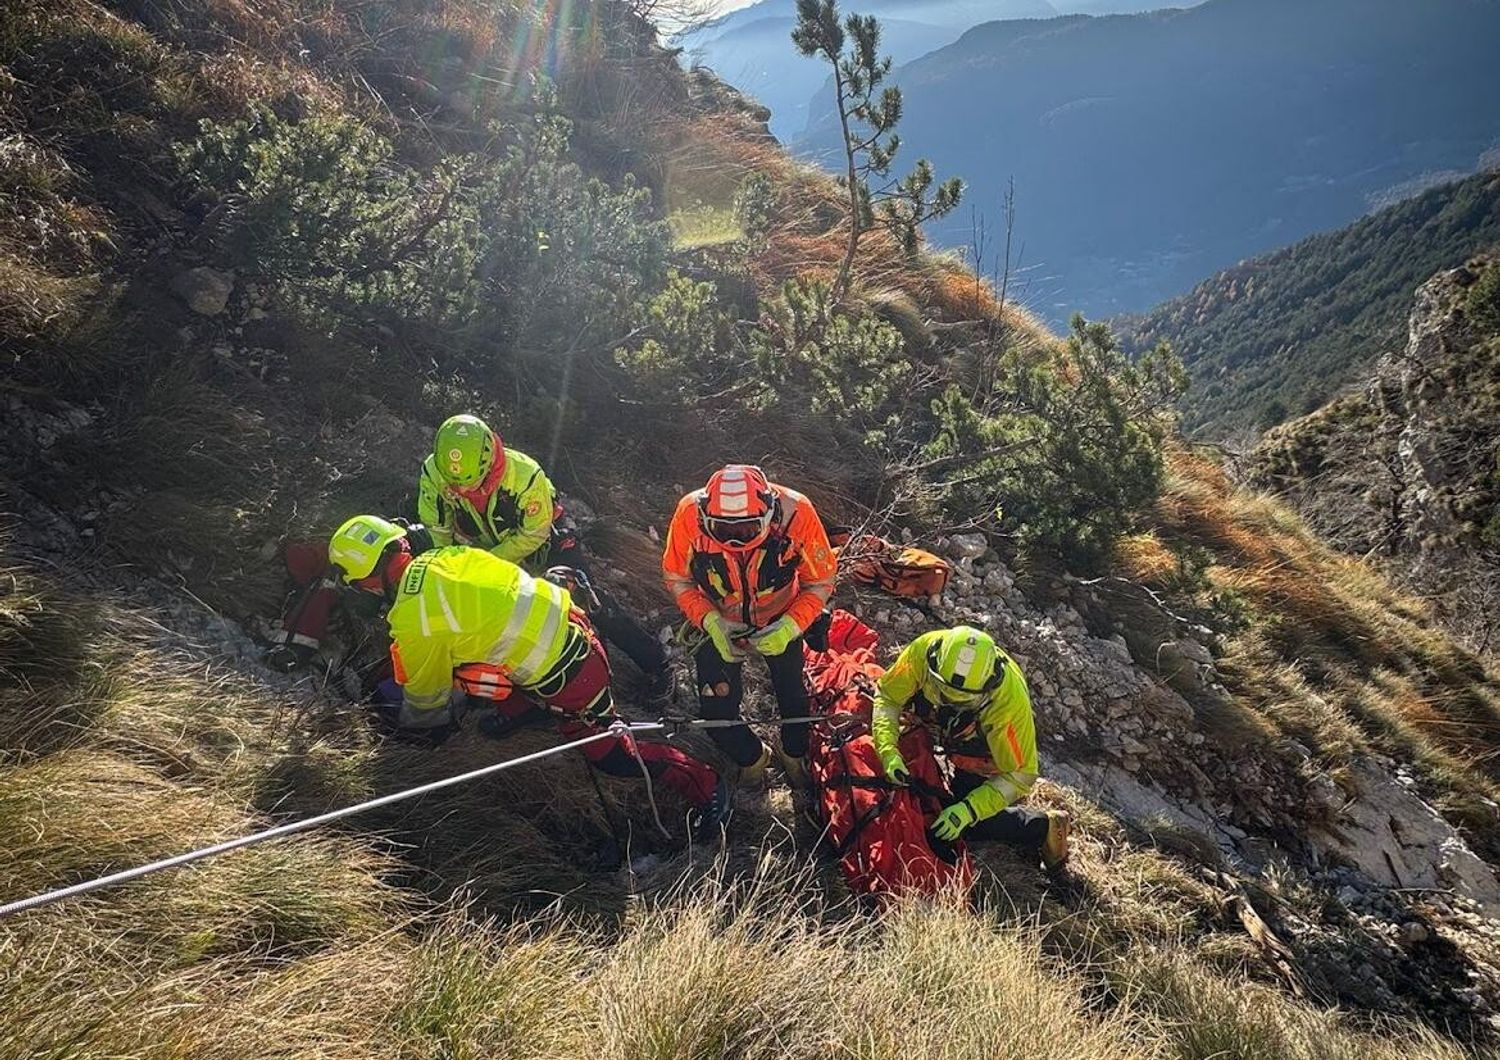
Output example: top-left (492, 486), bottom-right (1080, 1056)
top-left (737, 741), bottom-right (774, 787)
top-left (477, 706), bottom-right (549, 742)
top-left (777, 748), bottom-right (810, 792)
top-left (1042, 810), bottom-right (1072, 872)
top-left (691, 775), bottom-right (734, 842)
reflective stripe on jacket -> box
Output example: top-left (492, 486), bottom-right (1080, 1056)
top-left (870, 630), bottom-right (1039, 822)
top-left (661, 483), bottom-right (836, 632)
top-left (387, 547), bottom-right (575, 715)
top-left (416, 447), bottom-right (555, 566)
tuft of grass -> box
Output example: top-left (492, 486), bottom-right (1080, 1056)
top-left (1139, 449), bottom-right (1500, 850)
top-left (394, 917), bottom-right (590, 1058)
top-left (1114, 948), bottom-right (1473, 1060)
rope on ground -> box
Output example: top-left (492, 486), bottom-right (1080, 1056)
top-left (0, 724), bottom-right (663, 920)
top-left (610, 719), bottom-right (672, 838)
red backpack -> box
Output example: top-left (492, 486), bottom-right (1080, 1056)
top-left (804, 611), bottom-right (974, 900)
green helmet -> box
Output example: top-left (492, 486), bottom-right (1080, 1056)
top-left (328, 514), bottom-right (407, 582)
top-left (926, 626), bottom-right (1003, 705)
top-left (433, 414), bottom-right (502, 489)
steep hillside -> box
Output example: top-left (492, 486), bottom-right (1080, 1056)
top-left (1119, 171), bottom-right (1500, 439)
top-left (1247, 255), bottom-right (1500, 654)
top-left (797, 0), bottom-right (1500, 321)
top-left (7, 0), bottom-right (1500, 1055)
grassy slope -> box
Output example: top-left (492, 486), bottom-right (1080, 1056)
top-left (1123, 452), bottom-right (1500, 855)
top-left (1117, 171), bottom-right (1500, 440)
top-left (3, 541), bottom-right (1483, 1060)
top-left (3, 0), bottom-right (1500, 1056)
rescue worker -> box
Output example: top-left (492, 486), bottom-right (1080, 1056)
top-left (662, 464), bottom-right (836, 785)
top-left (418, 414), bottom-right (669, 690)
top-left (265, 518), bottom-right (432, 671)
top-left (872, 625), bottom-right (1070, 870)
top-left (328, 514), bottom-right (732, 840)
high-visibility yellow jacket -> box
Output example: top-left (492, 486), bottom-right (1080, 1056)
top-left (387, 547), bottom-right (576, 718)
top-left (416, 447), bottom-right (555, 566)
top-left (870, 630), bottom-right (1038, 822)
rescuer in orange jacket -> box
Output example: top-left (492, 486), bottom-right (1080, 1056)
top-left (662, 464), bottom-right (837, 784)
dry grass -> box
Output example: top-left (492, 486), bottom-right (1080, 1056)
top-left (1136, 449), bottom-right (1500, 850)
top-left (7, 543), bottom-right (1493, 1058)
top-left (4, 3), bottom-right (1499, 1056)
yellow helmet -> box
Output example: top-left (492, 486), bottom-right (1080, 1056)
top-left (433, 414), bottom-right (503, 490)
top-left (925, 626), bottom-right (1003, 706)
top-left (328, 514), bottom-right (407, 583)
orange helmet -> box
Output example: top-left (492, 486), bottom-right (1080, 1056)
top-left (698, 464), bottom-right (776, 551)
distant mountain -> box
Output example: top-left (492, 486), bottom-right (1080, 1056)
top-left (680, 0), bottom-right (1194, 139)
top-left (1118, 171), bottom-right (1500, 439)
top-left (681, 13), bottom-right (959, 138)
top-left (796, 0), bottom-right (1500, 323)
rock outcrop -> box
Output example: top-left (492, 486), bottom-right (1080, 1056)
top-left (848, 532), bottom-right (1500, 916)
top-left (1250, 255), bottom-right (1500, 652)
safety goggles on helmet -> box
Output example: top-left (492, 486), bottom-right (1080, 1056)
top-left (702, 509), bottom-right (775, 549)
top-left (932, 682), bottom-right (987, 707)
top-left (699, 464), bottom-right (776, 550)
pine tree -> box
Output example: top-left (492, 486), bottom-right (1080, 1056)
top-left (792, 0), bottom-right (962, 300)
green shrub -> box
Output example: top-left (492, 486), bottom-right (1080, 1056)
top-left (616, 275), bottom-right (908, 437)
top-left (920, 316), bottom-right (1186, 564)
top-left (614, 270), bottom-right (742, 398)
top-left (177, 95), bottom-right (668, 387)
top-left (177, 105), bottom-right (483, 323)
top-left (1467, 261), bottom-right (1500, 333)
top-left (749, 278), bottom-right (910, 435)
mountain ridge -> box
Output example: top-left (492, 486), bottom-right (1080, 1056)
top-left (1118, 169), bottom-right (1500, 439)
top-left (796, 0), bottom-right (1500, 321)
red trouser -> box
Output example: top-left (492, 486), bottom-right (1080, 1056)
top-left (278, 542), bottom-right (337, 649)
top-left (456, 620), bottom-right (717, 808)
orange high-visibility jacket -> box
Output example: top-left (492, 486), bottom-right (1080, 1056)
top-left (662, 483), bottom-right (837, 632)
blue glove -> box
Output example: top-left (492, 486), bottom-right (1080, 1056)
top-left (930, 800), bottom-right (977, 842)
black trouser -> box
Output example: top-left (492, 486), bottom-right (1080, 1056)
top-left (951, 769), bottom-right (1049, 846)
top-left (694, 638), bottom-right (810, 766)
top-left (548, 525), bottom-right (667, 676)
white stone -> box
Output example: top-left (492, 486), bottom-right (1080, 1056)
top-left (948, 532), bottom-right (989, 560)
top-left (1311, 758), bottom-right (1500, 910)
top-left (170, 267), bottom-right (235, 316)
